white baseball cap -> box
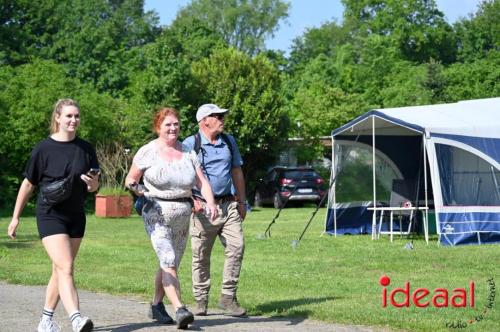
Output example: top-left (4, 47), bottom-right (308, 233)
top-left (196, 104), bottom-right (228, 122)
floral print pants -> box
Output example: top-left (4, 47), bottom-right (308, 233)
top-left (142, 198), bottom-right (192, 269)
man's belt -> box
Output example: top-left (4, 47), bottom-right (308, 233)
top-left (194, 194), bottom-right (235, 205)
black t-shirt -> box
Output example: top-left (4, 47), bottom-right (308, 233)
top-left (24, 137), bottom-right (99, 214)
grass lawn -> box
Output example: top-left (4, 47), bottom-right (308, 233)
top-left (0, 206), bottom-right (498, 331)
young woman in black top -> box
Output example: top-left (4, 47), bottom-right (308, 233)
top-left (8, 99), bottom-right (99, 332)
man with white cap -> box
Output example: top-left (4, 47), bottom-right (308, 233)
top-left (183, 103), bottom-right (247, 317)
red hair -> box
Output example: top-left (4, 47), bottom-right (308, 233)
top-left (153, 107), bottom-right (179, 133)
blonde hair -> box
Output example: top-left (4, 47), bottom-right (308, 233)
top-left (50, 99), bottom-right (80, 134)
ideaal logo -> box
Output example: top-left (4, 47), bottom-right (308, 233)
top-left (379, 275), bottom-right (475, 308)
top-left (379, 275), bottom-right (496, 328)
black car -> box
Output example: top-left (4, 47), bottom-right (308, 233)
top-left (253, 167), bottom-right (327, 208)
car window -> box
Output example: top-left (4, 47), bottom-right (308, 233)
top-left (265, 170), bottom-right (276, 182)
top-left (283, 170), bottom-right (318, 180)
top-left (275, 171), bottom-right (280, 181)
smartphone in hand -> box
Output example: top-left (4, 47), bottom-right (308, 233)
top-left (130, 182), bottom-right (148, 193)
top-left (87, 168), bottom-right (100, 177)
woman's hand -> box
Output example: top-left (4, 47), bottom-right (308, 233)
top-left (7, 218), bottom-right (19, 239)
top-left (128, 182), bottom-right (148, 196)
top-left (206, 203), bottom-right (218, 221)
top-left (81, 173), bottom-right (99, 192)
top-left (9, 178), bottom-right (35, 239)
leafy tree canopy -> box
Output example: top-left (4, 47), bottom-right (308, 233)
top-left (167, 12), bottom-right (229, 62)
top-left (289, 20), bottom-right (350, 72)
top-left (454, 0), bottom-right (500, 62)
top-left (442, 51), bottom-right (500, 101)
top-left (176, 0), bottom-right (289, 55)
top-left (0, 0), bottom-right (160, 93)
top-left (342, 0), bottom-right (457, 64)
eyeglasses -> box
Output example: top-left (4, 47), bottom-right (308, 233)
top-left (208, 113), bottom-right (225, 120)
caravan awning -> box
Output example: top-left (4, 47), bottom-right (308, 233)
top-left (333, 98), bottom-right (500, 138)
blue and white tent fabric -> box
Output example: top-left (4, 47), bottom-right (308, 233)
top-left (325, 98), bottom-right (500, 246)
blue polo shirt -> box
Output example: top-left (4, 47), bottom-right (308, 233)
top-left (183, 131), bottom-right (243, 197)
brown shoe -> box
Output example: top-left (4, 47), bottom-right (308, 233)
top-left (193, 299), bottom-right (208, 316)
top-left (218, 294), bottom-right (246, 316)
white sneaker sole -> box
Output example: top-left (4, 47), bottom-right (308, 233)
top-left (75, 318), bottom-right (94, 332)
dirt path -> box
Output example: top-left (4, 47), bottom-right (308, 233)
top-left (0, 281), bottom-right (387, 332)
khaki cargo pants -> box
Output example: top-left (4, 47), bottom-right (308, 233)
top-left (190, 200), bottom-right (245, 301)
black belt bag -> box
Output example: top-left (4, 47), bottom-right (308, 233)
top-left (40, 176), bottom-right (73, 206)
top-left (40, 148), bottom-right (79, 206)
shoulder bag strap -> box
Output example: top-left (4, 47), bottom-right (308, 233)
top-left (68, 143), bottom-right (83, 181)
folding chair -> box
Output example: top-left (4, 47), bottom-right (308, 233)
top-left (378, 179), bottom-right (417, 240)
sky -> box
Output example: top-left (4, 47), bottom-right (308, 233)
top-left (144, 0), bottom-right (483, 55)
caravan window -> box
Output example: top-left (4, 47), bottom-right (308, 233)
top-left (334, 142), bottom-right (400, 203)
top-left (436, 144), bottom-right (500, 206)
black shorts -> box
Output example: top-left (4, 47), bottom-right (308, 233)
top-left (36, 209), bottom-right (86, 239)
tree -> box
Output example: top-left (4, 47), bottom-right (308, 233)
top-left (442, 51), bottom-right (500, 101)
top-left (191, 48), bottom-right (288, 184)
top-left (0, 0), bottom-right (61, 65)
top-left (165, 15), bottom-right (228, 62)
top-left (379, 61), bottom-right (433, 107)
top-left (0, 0), bottom-right (160, 93)
top-left (52, 0), bottom-right (160, 93)
top-left (285, 54), bottom-right (368, 160)
top-left (124, 34), bottom-right (199, 142)
top-left (289, 20), bottom-right (350, 72)
top-left (342, 0), bottom-right (457, 64)
top-left (454, 0), bottom-right (499, 62)
top-left (347, 35), bottom-right (401, 106)
top-left (175, 0), bottom-right (289, 55)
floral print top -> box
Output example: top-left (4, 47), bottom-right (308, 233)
top-left (133, 140), bottom-right (200, 200)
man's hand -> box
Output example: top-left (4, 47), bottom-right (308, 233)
top-left (237, 202), bottom-right (247, 221)
top-left (193, 199), bottom-right (204, 214)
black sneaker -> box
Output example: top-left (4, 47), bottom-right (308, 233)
top-left (175, 306), bottom-right (194, 329)
top-left (148, 302), bottom-right (174, 324)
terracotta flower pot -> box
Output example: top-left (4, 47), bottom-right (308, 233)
top-left (95, 194), bottom-right (132, 218)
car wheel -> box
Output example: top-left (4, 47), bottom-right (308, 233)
top-left (254, 192), bottom-right (263, 208)
top-left (273, 192), bottom-right (284, 209)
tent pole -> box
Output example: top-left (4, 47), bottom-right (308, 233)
top-left (423, 134), bottom-right (429, 244)
top-left (331, 137), bottom-right (337, 237)
top-left (372, 115), bottom-right (377, 240)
